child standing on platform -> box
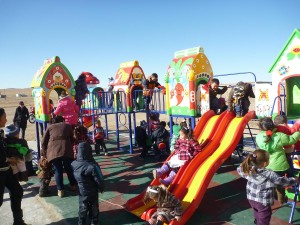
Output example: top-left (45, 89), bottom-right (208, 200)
top-left (143, 185), bottom-right (182, 225)
top-left (256, 117), bottom-right (300, 204)
top-left (237, 149), bottom-right (298, 225)
top-left (153, 127), bottom-right (202, 186)
top-left (72, 142), bottom-right (105, 225)
top-left (94, 120), bottom-right (108, 156)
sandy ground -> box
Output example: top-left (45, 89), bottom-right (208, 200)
top-left (0, 87), bottom-right (258, 143)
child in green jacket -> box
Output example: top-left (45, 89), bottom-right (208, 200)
top-left (256, 117), bottom-right (300, 204)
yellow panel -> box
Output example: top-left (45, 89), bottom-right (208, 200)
top-left (182, 117), bottom-right (242, 204)
top-left (197, 115), bottom-right (219, 143)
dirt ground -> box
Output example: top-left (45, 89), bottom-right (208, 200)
top-left (0, 87), bottom-right (258, 142)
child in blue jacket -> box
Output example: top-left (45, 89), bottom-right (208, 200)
top-left (72, 142), bottom-right (105, 225)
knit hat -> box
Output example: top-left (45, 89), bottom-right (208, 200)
top-left (5, 124), bottom-right (20, 137)
top-left (140, 120), bottom-right (147, 127)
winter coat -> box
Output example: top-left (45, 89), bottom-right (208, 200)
top-left (75, 76), bottom-right (89, 102)
top-left (5, 137), bottom-right (29, 159)
top-left (227, 83), bottom-right (255, 113)
top-left (151, 127), bottom-right (170, 145)
top-left (41, 122), bottom-right (74, 162)
top-left (72, 142), bottom-right (105, 202)
top-left (209, 86), bottom-right (227, 111)
top-left (256, 130), bottom-right (300, 172)
top-left (13, 106), bottom-right (29, 129)
top-left (135, 126), bottom-right (147, 146)
top-left (0, 130), bottom-right (9, 169)
top-left (54, 96), bottom-right (79, 125)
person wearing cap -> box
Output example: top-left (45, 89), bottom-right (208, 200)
top-left (54, 90), bottom-right (79, 127)
top-left (135, 120), bottom-right (149, 161)
top-left (13, 101), bottom-right (29, 139)
top-left (5, 124), bottom-right (29, 182)
top-left (0, 108), bottom-right (31, 225)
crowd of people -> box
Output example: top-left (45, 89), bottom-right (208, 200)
top-left (3, 74), bottom-right (300, 225)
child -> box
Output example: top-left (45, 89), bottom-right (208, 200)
top-left (209, 78), bottom-right (228, 114)
top-left (54, 90), bottom-right (79, 127)
top-left (94, 119), bottom-right (108, 156)
top-left (73, 124), bottom-right (92, 159)
top-left (135, 120), bottom-right (149, 161)
top-left (71, 142), bottom-right (105, 225)
top-left (5, 124), bottom-right (29, 181)
top-left (151, 121), bottom-right (170, 156)
top-left (227, 81), bottom-right (255, 117)
top-left (36, 156), bottom-right (53, 197)
top-left (143, 185), bottom-right (182, 225)
top-left (256, 117), bottom-right (300, 204)
top-left (273, 115), bottom-right (300, 176)
top-left (237, 149), bottom-right (297, 225)
top-left (153, 127), bottom-right (202, 186)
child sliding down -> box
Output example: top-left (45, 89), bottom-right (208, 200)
top-left (153, 126), bottom-right (202, 186)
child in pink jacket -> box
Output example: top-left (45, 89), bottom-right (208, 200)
top-left (54, 91), bottom-right (79, 126)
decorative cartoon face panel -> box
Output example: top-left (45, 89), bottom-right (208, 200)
top-left (44, 66), bottom-right (72, 89)
top-left (131, 67), bottom-right (144, 85)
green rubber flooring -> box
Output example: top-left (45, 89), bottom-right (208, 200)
top-left (27, 137), bottom-right (300, 225)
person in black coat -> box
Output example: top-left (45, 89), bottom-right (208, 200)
top-left (135, 120), bottom-right (148, 160)
top-left (71, 142), bottom-right (105, 225)
top-left (74, 73), bottom-right (90, 110)
top-left (13, 101), bottom-right (29, 139)
top-left (0, 108), bottom-right (30, 225)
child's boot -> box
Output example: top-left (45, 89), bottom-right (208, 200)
top-left (159, 170), bottom-right (176, 186)
top-left (153, 164), bottom-right (169, 179)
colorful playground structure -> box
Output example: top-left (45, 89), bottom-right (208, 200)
top-left (30, 28), bottom-right (300, 224)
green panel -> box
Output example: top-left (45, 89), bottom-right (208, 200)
top-left (286, 77), bottom-right (300, 116)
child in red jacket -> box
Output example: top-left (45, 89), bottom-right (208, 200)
top-left (94, 120), bottom-right (108, 156)
top-left (273, 115), bottom-right (300, 175)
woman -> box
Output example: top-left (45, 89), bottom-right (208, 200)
top-left (0, 108), bottom-right (30, 225)
top-left (41, 116), bottom-right (77, 198)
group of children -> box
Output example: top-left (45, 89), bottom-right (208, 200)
top-left (237, 116), bottom-right (300, 225)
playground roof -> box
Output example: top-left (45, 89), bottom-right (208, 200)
top-left (269, 28), bottom-right (300, 73)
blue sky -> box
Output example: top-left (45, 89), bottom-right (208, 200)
top-left (0, 0), bottom-right (299, 90)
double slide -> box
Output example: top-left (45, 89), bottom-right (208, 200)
top-left (125, 110), bottom-right (255, 224)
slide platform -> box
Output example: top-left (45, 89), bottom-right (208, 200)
top-left (125, 111), bottom-right (255, 224)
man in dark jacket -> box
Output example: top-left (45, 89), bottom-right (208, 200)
top-left (72, 142), bottom-right (105, 225)
top-left (13, 101), bottom-right (29, 139)
top-left (209, 78), bottom-right (228, 114)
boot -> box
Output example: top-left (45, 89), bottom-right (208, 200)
top-left (159, 170), bottom-right (176, 186)
top-left (153, 164), bottom-right (170, 179)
